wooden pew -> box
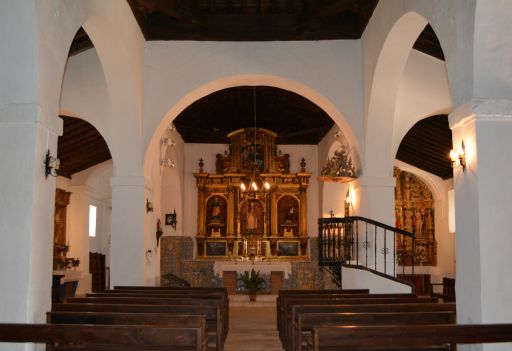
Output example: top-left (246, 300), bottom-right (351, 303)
top-left (53, 302), bottom-right (223, 351)
top-left (279, 295), bottom-right (436, 344)
top-left (430, 277), bottom-right (456, 302)
top-left (276, 289), bottom-right (370, 332)
top-left (86, 289), bottom-right (229, 339)
top-left (47, 311), bottom-right (207, 348)
top-left (294, 311), bottom-right (455, 351)
top-left (0, 323), bottom-right (207, 351)
top-left (290, 301), bottom-right (456, 350)
top-left (277, 292), bottom-right (415, 337)
top-left (311, 324), bottom-right (512, 351)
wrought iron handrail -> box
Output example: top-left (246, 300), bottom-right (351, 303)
top-left (161, 273), bottom-right (191, 287)
top-left (318, 216), bottom-right (416, 286)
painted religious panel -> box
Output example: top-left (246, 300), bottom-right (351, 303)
top-left (241, 144), bottom-right (264, 173)
top-left (394, 167), bottom-right (437, 266)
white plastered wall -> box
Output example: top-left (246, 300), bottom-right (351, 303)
top-left (0, 0), bottom-right (146, 327)
top-left (55, 160), bottom-right (113, 294)
top-left (360, 1), bottom-right (472, 230)
top-left (142, 40), bottom-right (364, 156)
top-left (51, 0), bottom-right (147, 287)
top-left (160, 130), bottom-right (186, 237)
top-left (392, 50), bottom-right (451, 156)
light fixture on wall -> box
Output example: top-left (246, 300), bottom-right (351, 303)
top-left (450, 141), bottom-right (466, 171)
top-left (344, 189), bottom-right (352, 217)
top-left (146, 199), bottom-right (154, 213)
top-left (160, 137), bottom-right (176, 168)
top-left (44, 149), bottom-right (60, 178)
top-left (161, 137), bottom-right (175, 147)
top-left (165, 209), bottom-right (177, 230)
top-left (239, 87), bottom-right (272, 199)
top-left (161, 159), bottom-right (175, 168)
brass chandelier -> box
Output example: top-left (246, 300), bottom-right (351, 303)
top-left (239, 87), bottom-right (272, 198)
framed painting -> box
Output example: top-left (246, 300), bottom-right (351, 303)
top-left (206, 241), bottom-right (227, 256)
top-left (277, 241), bottom-right (299, 256)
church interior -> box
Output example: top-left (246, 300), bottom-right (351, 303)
top-left (1, 0), bottom-right (512, 350)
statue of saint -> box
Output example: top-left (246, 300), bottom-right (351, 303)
top-left (246, 202), bottom-right (258, 233)
top-left (414, 209), bottom-right (424, 237)
top-left (210, 196), bottom-right (222, 222)
top-left (285, 206), bottom-right (294, 223)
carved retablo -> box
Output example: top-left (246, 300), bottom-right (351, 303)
top-left (394, 167), bottom-right (437, 266)
top-left (194, 128), bottom-right (310, 259)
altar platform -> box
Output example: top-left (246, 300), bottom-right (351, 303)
top-left (214, 260), bottom-right (290, 294)
top-left (229, 294), bottom-right (277, 307)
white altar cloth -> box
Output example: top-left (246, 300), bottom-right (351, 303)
top-left (213, 260), bottom-right (292, 279)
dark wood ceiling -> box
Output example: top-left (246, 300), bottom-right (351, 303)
top-left (70, 1), bottom-right (444, 60)
top-left (62, 1), bottom-right (450, 179)
top-left (126, 0), bottom-right (379, 41)
top-left (174, 86), bottom-right (334, 144)
top-left (57, 116), bottom-right (112, 178)
top-left (396, 115), bottom-right (453, 179)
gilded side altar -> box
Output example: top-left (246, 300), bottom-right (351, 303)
top-left (194, 128), bottom-right (310, 259)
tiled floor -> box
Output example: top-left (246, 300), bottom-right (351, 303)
top-left (223, 297), bottom-right (284, 351)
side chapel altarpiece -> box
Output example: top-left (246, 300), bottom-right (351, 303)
top-left (394, 167), bottom-right (437, 266)
top-left (194, 128), bottom-right (310, 259)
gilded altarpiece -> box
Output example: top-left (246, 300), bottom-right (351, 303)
top-left (195, 128), bottom-right (310, 259)
top-left (394, 167), bottom-right (437, 266)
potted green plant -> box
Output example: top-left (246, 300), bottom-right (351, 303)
top-left (239, 269), bottom-right (265, 302)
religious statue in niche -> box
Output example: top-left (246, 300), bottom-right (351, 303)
top-left (241, 200), bottom-right (264, 235)
top-left (206, 195), bottom-right (227, 237)
top-left (394, 167), bottom-right (437, 266)
top-left (278, 195), bottom-right (299, 237)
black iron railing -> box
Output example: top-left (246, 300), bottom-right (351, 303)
top-left (161, 273), bottom-right (191, 287)
top-left (318, 216), bottom-right (416, 285)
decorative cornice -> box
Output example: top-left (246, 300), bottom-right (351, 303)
top-left (449, 99), bottom-right (512, 129)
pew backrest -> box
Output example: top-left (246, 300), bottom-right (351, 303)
top-left (52, 303), bottom-right (223, 351)
top-left (0, 323), bottom-right (207, 351)
top-left (294, 311), bottom-right (455, 351)
top-left (312, 324), bottom-right (512, 351)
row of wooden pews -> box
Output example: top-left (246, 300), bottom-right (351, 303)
top-left (277, 289), bottom-right (512, 351)
top-left (0, 286), bottom-right (229, 351)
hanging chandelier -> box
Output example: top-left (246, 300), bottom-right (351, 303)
top-left (240, 87), bottom-right (272, 198)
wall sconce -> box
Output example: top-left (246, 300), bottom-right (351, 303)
top-left (156, 219), bottom-right (164, 246)
top-left (344, 189), bottom-right (352, 217)
top-left (161, 159), bottom-right (175, 168)
top-left (44, 149), bottom-right (60, 178)
top-left (161, 137), bottom-right (175, 147)
top-left (146, 199), bottom-right (154, 213)
top-left (450, 141), bottom-right (466, 171)
top-left (165, 209), bottom-right (177, 230)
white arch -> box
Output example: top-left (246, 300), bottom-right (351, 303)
top-left (143, 75), bottom-right (359, 176)
top-left (365, 11), bottom-right (429, 177)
